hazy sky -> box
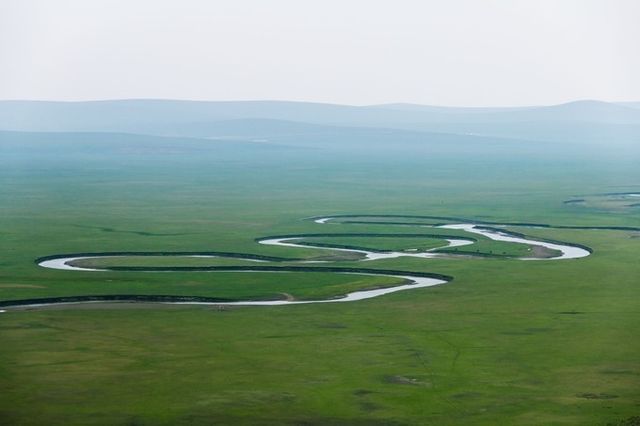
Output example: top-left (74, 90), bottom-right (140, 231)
top-left (1, 0), bottom-right (639, 106)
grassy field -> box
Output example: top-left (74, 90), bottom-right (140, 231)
top-left (1, 134), bottom-right (639, 425)
top-left (290, 235), bottom-right (450, 252)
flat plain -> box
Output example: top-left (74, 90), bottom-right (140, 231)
top-left (1, 103), bottom-right (639, 425)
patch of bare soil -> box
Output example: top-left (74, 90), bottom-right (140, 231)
top-left (531, 245), bottom-right (560, 258)
top-left (280, 292), bottom-right (296, 301)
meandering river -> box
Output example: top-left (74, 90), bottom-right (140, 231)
top-left (1, 215), bottom-right (592, 309)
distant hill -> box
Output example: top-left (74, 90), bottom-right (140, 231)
top-left (0, 100), bottom-right (426, 132)
top-left (0, 130), bottom-right (297, 157)
top-left (1, 123), bottom-right (635, 165)
top-left (403, 120), bottom-right (640, 145)
top-left (366, 103), bottom-right (535, 114)
top-left (0, 99), bottom-right (638, 153)
top-left (374, 100), bottom-right (640, 124)
top-left (1, 100), bottom-right (640, 138)
top-left (137, 118), bottom-right (349, 139)
top-left (481, 100), bottom-right (640, 123)
top-left (617, 102), bottom-right (640, 110)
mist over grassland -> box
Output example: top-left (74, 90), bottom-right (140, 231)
top-left (2, 99), bottom-right (639, 239)
top-left (1, 99), bottom-right (639, 163)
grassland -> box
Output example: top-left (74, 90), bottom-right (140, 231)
top-left (563, 193), bottom-right (640, 212)
top-left (291, 235), bottom-right (450, 252)
top-left (0, 133), bottom-right (639, 425)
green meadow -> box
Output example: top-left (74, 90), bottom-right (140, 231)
top-left (0, 130), bottom-right (639, 425)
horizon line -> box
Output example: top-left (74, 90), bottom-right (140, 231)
top-left (0, 98), bottom-right (638, 109)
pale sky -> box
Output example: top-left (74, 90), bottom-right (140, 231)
top-left (1, 0), bottom-right (639, 106)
